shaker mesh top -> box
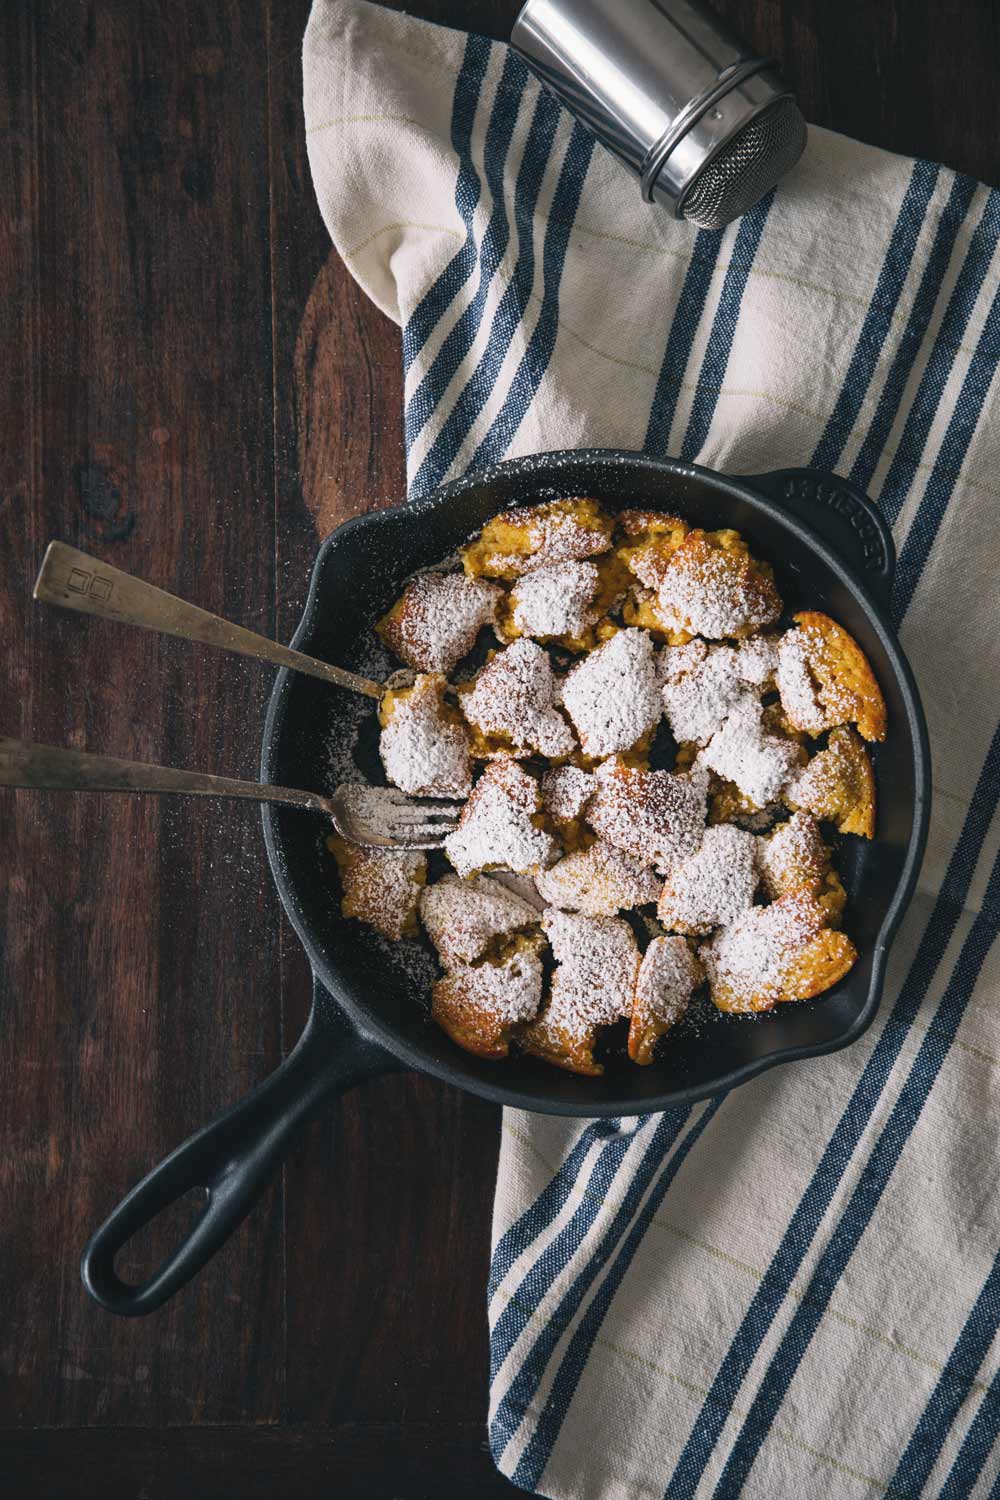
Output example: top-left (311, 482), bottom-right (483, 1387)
top-left (680, 96), bottom-right (808, 228)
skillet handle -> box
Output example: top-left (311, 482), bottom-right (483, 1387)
top-left (740, 468), bottom-right (895, 611)
top-left (81, 980), bottom-right (402, 1316)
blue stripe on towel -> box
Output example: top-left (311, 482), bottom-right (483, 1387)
top-left (810, 160), bottom-right (939, 472)
top-left (713, 842), bottom-right (1000, 1496)
top-left (664, 718), bottom-right (1000, 1500)
top-left (681, 191), bottom-right (775, 461)
top-left (465, 122), bottom-right (595, 478)
top-left (489, 1116), bottom-right (657, 1383)
top-left (490, 1111), bottom-right (685, 1454)
top-left (891, 269), bottom-right (1000, 624)
top-left (511, 1100), bottom-right (722, 1491)
top-left (850, 172), bottom-right (979, 491)
top-left (401, 34), bottom-right (492, 377)
top-left (643, 227), bottom-right (726, 457)
top-left (888, 1250), bottom-right (1000, 1497)
top-left (878, 187), bottom-right (1000, 528)
top-left (939, 1358), bottom-right (1000, 1497)
top-left (404, 50), bottom-right (527, 449)
top-left (409, 86), bottom-right (562, 495)
top-left (491, 1110), bottom-right (695, 1470)
top-left (488, 1118), bottom-right (631, 1303)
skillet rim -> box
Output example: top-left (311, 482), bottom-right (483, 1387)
top-left (261, 449), bottom-right (931, 1116)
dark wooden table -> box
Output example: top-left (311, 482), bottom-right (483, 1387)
top-left (2, 2), bottom-right (998, 1495)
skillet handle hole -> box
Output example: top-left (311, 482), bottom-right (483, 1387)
top-left (111, 1186), bottom-right (210, 1288)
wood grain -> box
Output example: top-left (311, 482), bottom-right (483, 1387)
top-left (1, 1423), bottom-right (517, 1499)
top-left (1, 0), bottom-right (999, 1494)
top-left (0, 0), bottom-right (285, 1428)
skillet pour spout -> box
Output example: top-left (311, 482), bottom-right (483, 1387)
top-left (81, 451), bottom-right (930, 1314)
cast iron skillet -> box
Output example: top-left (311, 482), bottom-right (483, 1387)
top-left (81, 451), bottom-right (930, 1315)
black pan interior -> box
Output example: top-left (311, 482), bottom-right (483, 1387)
top-left (261, 452), bottom-right (927, 1116)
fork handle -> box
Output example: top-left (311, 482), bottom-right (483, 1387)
top-left (34, 541), bottom-right (382, 700)
top-left (0, 737), bottom-right (331, 816)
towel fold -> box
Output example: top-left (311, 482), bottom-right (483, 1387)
top-left (304, 3), bottom-right (1000, 1494)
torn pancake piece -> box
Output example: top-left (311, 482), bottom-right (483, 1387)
top-left (419, 873), bottom-right (541, 968)
top-left (461, 497), bottom-right (614, 580)
top-left (535, 840), bottom-right (661, 916)
top-left (379, 672), bottom-right (472, 797)
top-left (432, 934), bottom-right (546, 1060)
top-left (519, 910), bottom-right (641, 1076)
top-left (377, 570), bottom-right (502, 674)
top-left (776, 611), bottom-right (887, 742)
top-left (560, 628), bottom-right (662, 758)
top-left (657, 824), bottom-right (759, 935)
top-left (328, 835), bottom-right (426, 942)
top-left (702, 889), bottom-right (857, 1013)
top-left (459, 639), bottom-right (576, 759)
top-left (586, 755), bottom-right (707, 875)
top-left (628, 936), bottom-right (704, 1065)
top-left (654, 529), bottom-right (782, 639)
top-left (785, 726), bottom-right (876, 839)
top-left (699, 696), bottom-right (805, 809)
top-left (444, 760), bottom-right (557, 877)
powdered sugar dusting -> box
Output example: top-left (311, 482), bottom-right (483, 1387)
top-left (541, 909), bottom-right (640, 1037)
top-left (661, 644), bottom-right (744, 746)
top-left (461, 639), bottom-right (576, 757)
top-left (444, 760), bottom-right (557, 877)
top-left (510, 560), bottom-right (600, 639)
top-left (560, 628), bottom-right (661, 757)
top-left (379, 674), bottom-right (472, 797)
top-left (657, 824), bottom-right (758, 934)
top-left (380, 570), bottom-right (502, 674)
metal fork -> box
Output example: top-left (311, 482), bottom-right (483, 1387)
top-left (34, 541), bottom-right (384, 701)
top-left (0, 739), bottom-right (461, 850)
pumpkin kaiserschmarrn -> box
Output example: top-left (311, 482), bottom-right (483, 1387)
top-left (333, 494), bottom-right (886, 1074)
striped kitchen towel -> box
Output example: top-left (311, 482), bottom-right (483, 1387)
top-left (303, 2), bottom-right (1000, 1495)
